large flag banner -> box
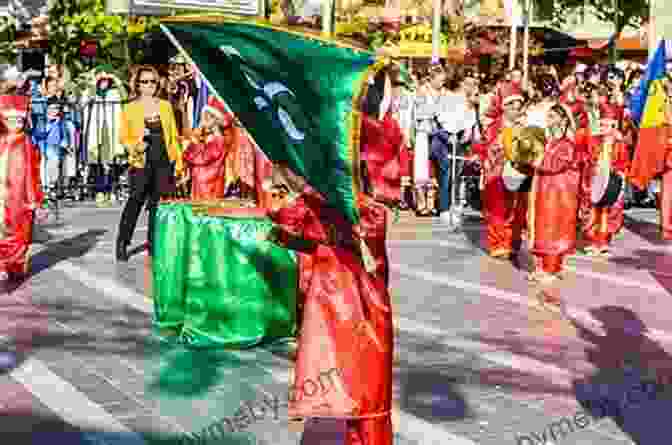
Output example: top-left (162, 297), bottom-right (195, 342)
top-left (629, 40), bottom-right (669, 190)
top-left (162, 18), bottom-right (381, 224)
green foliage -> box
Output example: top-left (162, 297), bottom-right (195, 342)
top-left (539, 0), bottom-right (649, 33)
top-left (0, 16), bottom-right (17, 64)
top-left (48, 0), bottom-right (160, 80)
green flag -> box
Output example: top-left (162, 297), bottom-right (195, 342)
top-left (163, 18), bottom-right (382, 224)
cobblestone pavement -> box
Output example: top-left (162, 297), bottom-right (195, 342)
top-left (1, 204), bottom-right (670, 444)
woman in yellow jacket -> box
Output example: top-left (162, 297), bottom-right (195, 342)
top-left (116, 65), bottom-right (183, 261)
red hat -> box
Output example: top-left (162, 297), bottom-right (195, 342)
top-left (203, 96), bottom-right (229, 123)
top-left (0, 95), bottom-right (29, 126)
top-left (501, 82), bottom-right (524, 106)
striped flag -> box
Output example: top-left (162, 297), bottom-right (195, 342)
top-left (629, 40), bottom-right (670, 190)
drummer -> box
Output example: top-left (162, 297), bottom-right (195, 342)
top-left (472, 87), bottom-right (526, 262)
top-left (581, 103), bottom-right (630, 257)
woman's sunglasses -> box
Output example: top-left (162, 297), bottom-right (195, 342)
top-left (139, 79), bottom-right (157, 85)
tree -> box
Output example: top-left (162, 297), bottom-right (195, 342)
top-left (0, 16), bottom-right (18, 64)
top-left (535, 0), bottom-right (649, 34)
top-left (48, 0), bottom-right (160, 83)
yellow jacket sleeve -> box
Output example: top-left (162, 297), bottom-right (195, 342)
top-left (119, 103), bottom-right (142, 149)
top-left (159, 100), bottom-right (184, 175)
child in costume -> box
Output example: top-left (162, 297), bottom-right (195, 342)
top-left (183, 97), bottom-right (236, 200)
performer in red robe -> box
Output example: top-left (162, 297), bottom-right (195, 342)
top-left (656, 80), bottom-right (672, 241)
top-left (0, 94), bottom-right (43, 281)
top-left (473, 87), bottom-right (526, 260)
top-left (581, 103), bottom-right (630, 255)
top-left (568, 82), bottom-right (600, 236)
top-left (360, 67), bottom-right (405, 206)
top-left (267, 164), bottom-right (393, 445)
top-left (182, 97), bottom-right (232, 200)
top-left (527, 103), bottom-right (580, 283)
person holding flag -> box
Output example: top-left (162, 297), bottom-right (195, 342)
top-left (158, 18), bottom-right (400, 443)
top-left (628, 40), bottom-right (672, 241)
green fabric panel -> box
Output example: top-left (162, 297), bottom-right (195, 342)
top-left (165, 21), bottom-right (377, 225)
top-left (153, 203), bottom-right (297, 348)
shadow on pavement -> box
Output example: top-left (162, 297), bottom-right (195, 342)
top-left (0, 410), bottom-right (261, 445)
top-left (30, 229), bottom-right (107, 276)
top-left (145, 346), bottom-right (240, 397)
top-left (623, 214), bottom-right (668, 247)
top-left (0, 301), bottom-right (157, 358)
top-left (394, 332), bottom-right (476, 423)
top-left (609, 248), bottom-right (672, 296)
top-left (398, 366), bottom-right (475, 423)
top-left (571, 306), bottom-right (672, 445)
top-left (460, 329), bottom-right (580, 400)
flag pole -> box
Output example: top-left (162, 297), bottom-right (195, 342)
top-left (648, 0), bottom-right (657, 61)
top-left (522, 0), bottom-right (530, 90)
top-left (506, 0), bottom-right (517, 70)
top-left (509, 18), bottom-right (517, 69)
top-left (322, 0), bottom-right (335, 36)
top-left (431, 0), bottom-right (441, 63)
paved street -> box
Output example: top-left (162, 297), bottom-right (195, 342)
top-left (1, 203), bottom-right (671, 445)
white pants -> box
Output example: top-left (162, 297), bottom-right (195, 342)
top-left (414, 130), bottom-right (431, 187)
top-left (62, 151), bottom-right (76, 178)
top-left (41, 156), bottom-right (60, 189)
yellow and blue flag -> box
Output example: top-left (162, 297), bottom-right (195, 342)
top-left (629, 40), bottom-right (669, 190)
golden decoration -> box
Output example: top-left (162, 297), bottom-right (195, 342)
top-left (508, 126), bottom-right (546, 166)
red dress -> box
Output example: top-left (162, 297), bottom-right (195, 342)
top-left (582, 135), bottom-right (630, 248)
top-left (360, 113), bottom-right (404, 205)
top-left (473, 119), bottom-right (525, 257)
top-left (658, 135), bottom-right (672, 240)
top-left (0, 95), bottom-right (43, 276)
top-left (270, 190), bottom-right (393, 445)
top-left (183, 135), bottom-right (229, 200)
top-left (528, 136), bottom-right (580, 273)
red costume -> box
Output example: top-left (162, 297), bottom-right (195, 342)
top-left (473, 88), bottom-right (526, 258)
top-left (0, 95), bottom-right (43, 277)
top-left (270, 189), bottom-right (393, 445)
top-left (659, 104), bottom-right (672, 241)
top-left (528, 135), bottom-right (580, 274)
top-left (581, 104), bottom-right (630, 251)
top-left (183, 134), bottom-right (230, 200)
top-left (183, 99), bottom-right (234, 200)
top-left (360, 112), bottom-right (405, 205)
top-left (481, 80), bottom-right (521, 130)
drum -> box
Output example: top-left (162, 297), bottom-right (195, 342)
top-left (591, 169), bottom-right (624, 207)
top-left (503, 161), bottom-right (532, 192)
top-left (509, 126), bottom-right (546, 165)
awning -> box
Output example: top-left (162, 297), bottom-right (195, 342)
top-left (588, 36), bottom-right (646, 51)
top-left (569, 47), bottom-right (596, 57)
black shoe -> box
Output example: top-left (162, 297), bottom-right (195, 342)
top-left (116, 242), bottom-right (129, 262)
